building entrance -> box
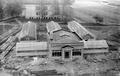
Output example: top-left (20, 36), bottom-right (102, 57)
top-left (62, 46), bottom-right (73, 60)
top-left (64, 51), bottom-right (70, 58)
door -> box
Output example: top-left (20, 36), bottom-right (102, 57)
top-left (65, 51), bottom-right (70, 58)
top-left (62, 46), bottom-right (73, 60)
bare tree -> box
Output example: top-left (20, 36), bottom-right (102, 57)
top-left (0, 0), bottom-right (4, 19)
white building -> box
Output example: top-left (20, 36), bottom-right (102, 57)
top-left (18, 21), bottom-right (37, 41)
top-left (16, 21), bottom-right (109, 61)
top-left (16, 41), bottom-right (48, 57)
top-left (22, 4), bottom-right (37, 19)
top-left (83, 40), bottom-right (109, 54)
top-left (21, 0), bottom-right (74, 19)
top-left (68, 21), bottom-right (96, 40)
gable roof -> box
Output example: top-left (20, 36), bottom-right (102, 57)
top-left (46, 21), bottom-right (62, 34)
top-left (68, 21), bottom-right (96, 40)
top-left (16, 41), bottom-right (48, 51)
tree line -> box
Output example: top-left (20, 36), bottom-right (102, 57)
top-left (0, 0), bottom-right (23, 19)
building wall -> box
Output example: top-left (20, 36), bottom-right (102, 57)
top-left (23, 4), bottom-right (56, 19)
top-left (49, 43), bottom-right (83, 60)
top-left (22, 0), bottom-right (73, 19)
top-left (83, 48), bottom-right (108, 54)
top-left (16, 51), bottom-right (48, 57)
top-left (23, 4), bottom-right (37, 19)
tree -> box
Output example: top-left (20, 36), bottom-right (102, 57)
top-left (4, 2), bottom-right (23, 17)
top-left (105, 30), bottom-right (120, 51)
top-left (93, 15), bottom-right (104, 23)
top-left (0, 0), bottom-right (4, 19)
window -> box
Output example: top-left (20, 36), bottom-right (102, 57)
top-left (72, 51), bottom-right (81, 56)
top-left (36, 12), bottom-right (40, 15)
top-left (72, 49), bottom-right (81, 56)
top-left (73, 49), bottom-right (80, 51)
top-left (52, 50), bottom-right (62, 57)
top-left (17, 50), bottom-right (47, 53)
top-left (84, 48), bottom-right (107, 50)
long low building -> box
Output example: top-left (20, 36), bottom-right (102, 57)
top-left (68, 21), bottom-right (96, 40)
top-left (16, 41), bottom-right (48, 57)
top-left (49, 39), bottom-right (109, 60)
top-left (83, 40), bottom-right (109, 54)
top-left (15, 40), bottom-right (109, 60)
top-left (18, 21), bottom-right (37, 41)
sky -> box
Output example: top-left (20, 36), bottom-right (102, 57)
top-left (73, 0), bottom-right (120, 7)
top-left (71, 0), bottom-right (120, 23)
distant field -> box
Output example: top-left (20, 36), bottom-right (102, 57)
top-left (86, 26), bottom-right (119, 39)
top-left (72, 0), bottom-right (119, 24)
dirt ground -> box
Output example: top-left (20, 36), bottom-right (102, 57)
top-left (3, 50), bottom-right (119, 76)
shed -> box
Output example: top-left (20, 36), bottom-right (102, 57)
top-left (68, 21), bottom-right (96, 40)
top-left (16, 41), bottom-right (48, 56)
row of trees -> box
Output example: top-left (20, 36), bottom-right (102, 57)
top-left (0, 0), bottom-right (23, 19)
